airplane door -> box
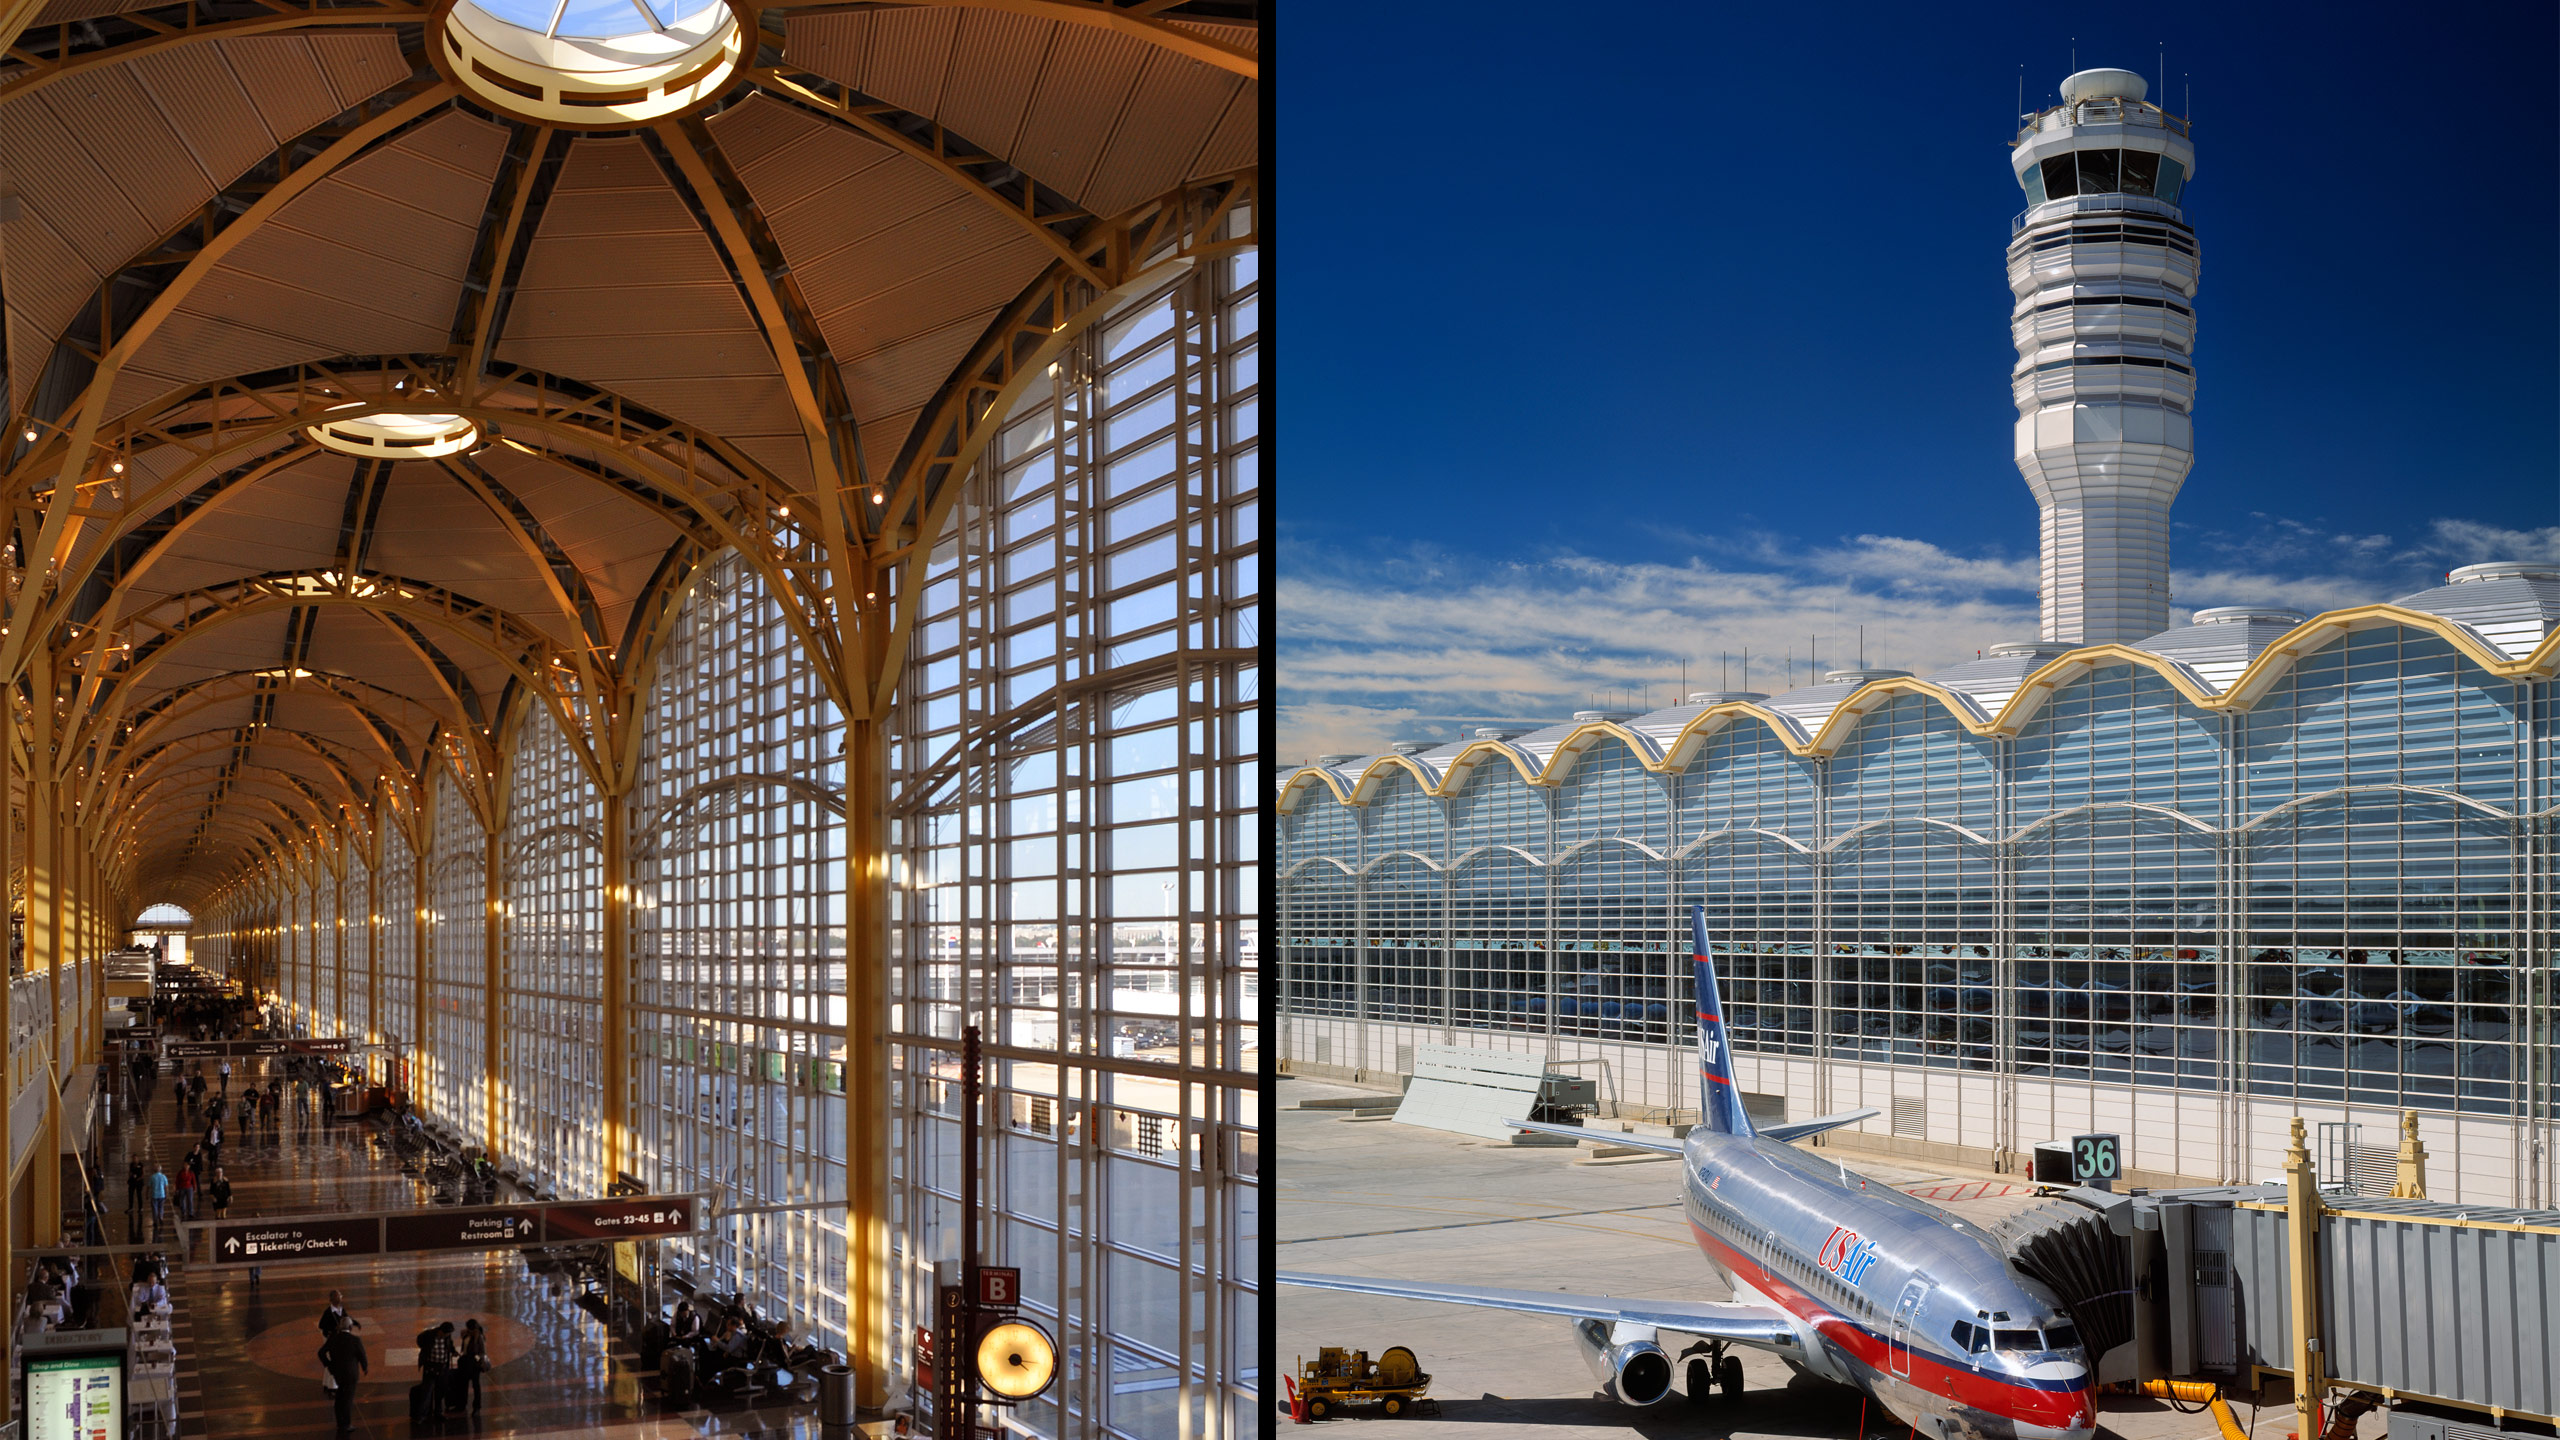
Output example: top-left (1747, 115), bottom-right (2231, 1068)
top-left (1889, 1275), bottom-right (1934, 1377)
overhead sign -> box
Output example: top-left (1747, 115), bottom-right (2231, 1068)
top-left (545, 1198), bottom-right (695, 1240)
top-left (24, 1350), bottom-right (123, 1440)
top-left (160, 1038), bottom-right (350, 1058)
top-left (187, 1194), bottom-right (705, 1263)
top-left (384, 1207), bottom-right (541, 1253)
top-left (211, 1218), bottom-right (380, 1264)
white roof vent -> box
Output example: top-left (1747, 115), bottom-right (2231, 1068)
top-left (2190, 606), bottom-right (2306, 627)
top-left (1986, 640), bottom-right (2068, 659)
top-left (1388, 741), bottom-right (1433, 755)
top-left (1314, 753), bottom-right (1363, 767)
top-left (1822, 668), bottom-right (1913, 685)
top-left (2060, 67), bottom-right (2148, 103)
top-left (1571, 710), bottom-right (1634, 723)
top-left (1472, 727), bottom-right (1524, 741)
top-left (1685, 691), bottom-right (1768, 705)
top-left (2446, 561), bottom-right (2560, 584)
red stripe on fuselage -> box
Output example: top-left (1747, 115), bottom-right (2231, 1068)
top-left (1685, 1218), bottom-right (2089, 1429)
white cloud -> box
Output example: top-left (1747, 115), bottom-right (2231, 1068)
top-left (1279, 510), bottom-right (2558, 764)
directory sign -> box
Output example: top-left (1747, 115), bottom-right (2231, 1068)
top-left (544, 1197), bottom-right (695, 1240)
top-left (24, 1351), bottom-right (122, 1440)
top-left (385, 1206), bottom-right (541, 1253)
top-left (211, 1218), bottom-right (381, 1264)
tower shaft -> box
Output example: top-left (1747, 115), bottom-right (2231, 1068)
top-left (2008, 68), bottom-right (2199, 645)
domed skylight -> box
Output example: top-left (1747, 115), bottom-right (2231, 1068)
top-left (444, 0), bottom-right (740, 124)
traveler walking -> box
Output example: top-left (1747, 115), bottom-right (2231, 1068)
top-left (320, 1290), bottom-right (349, 1334)
top-left (146, 1164), bottom-right (168, 1230)
top-left (320, 1316), bottom-right (369, 1435)
top-left (174, 1161), bottom-right (198, 1221)
top-left (458, 1318), bottom-right (490, 1414)
top-left (218, 1059), bottom-right (231, 1093)
top-left (126, 1159), bottom-right (143, 1209)
top-left (208, 1168), bottom-right (233, 1220)
top-left (204, 1118), bottom-right (223, 1173)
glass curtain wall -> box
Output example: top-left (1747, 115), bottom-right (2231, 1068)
top-left (428, 770), bottom-right (489, 1146)
top-left (894, 231), bottom-right (1261, 1440)
top-left (380, 824), bottom-right (417, 1090)
top-left (503, 706), bottom-right (605, 1195)
top-left (629, 547), bottom-right (851, 1349)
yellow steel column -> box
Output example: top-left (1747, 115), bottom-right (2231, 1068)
top-left (846, 713), bottom-right (890, 1409)
top-left (2, 671), bottom-right (18, 1357)
top-left (2389, 1108), bottom-right (2428, 1199)
top-left (600, 789), bottom-right (630, 1185)
top-left (29, 648), bottom-right (62, 1246)
top-left (2283, 1118), bottom-right (2326, 1438)
top-left (335, 830), bottom-right (349, 1039)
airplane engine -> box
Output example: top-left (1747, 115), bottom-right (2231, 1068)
top-left (1570, 1318), bottom-right (1673, 1406)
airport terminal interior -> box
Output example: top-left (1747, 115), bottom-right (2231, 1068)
top-left (0, 3), bottom-right (1257, 1437)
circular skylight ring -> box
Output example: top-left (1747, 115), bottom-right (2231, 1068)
top-left (442, 0), bottom-right (741, 125)
top-left (306, 413), bottom-right (481, 460)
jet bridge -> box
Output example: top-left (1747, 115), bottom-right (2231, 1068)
top-left (1964, 1136), bottom-right (2560, 1434)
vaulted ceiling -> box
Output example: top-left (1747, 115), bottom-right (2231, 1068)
top-left (0, 0), bottom-right (1257, 910)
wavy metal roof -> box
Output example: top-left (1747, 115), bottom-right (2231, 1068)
top-left (2392, 564), bottom-right (2560, 661)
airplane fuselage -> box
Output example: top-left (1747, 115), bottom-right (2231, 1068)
top-left (1679, 1127), bottom-right (2096, 1440)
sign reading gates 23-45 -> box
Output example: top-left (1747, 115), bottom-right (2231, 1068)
top-left (2071, 1133), bottom-right (2122, 1190)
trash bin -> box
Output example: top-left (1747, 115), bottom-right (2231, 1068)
top-left (819, 1364), bottom-right (857, 1431)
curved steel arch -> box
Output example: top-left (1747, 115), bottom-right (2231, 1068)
top-left (1351, 849), bottom-right (1444, 880)
top-left (631, 772), bottom-right (845, 861)
top-left (1668, 826), bottom-right (1820, 861)
top-left (1825, 815), bottom-right (2000, 853)
top-left (2006, 800), bottom-right (2222, 843)
top-left (2232, 783), bottom-right (2524, 835)
top-left (1550, 834), bottom-right (1670, 868)
top-left (1446, 843), bottom-right (1550, 876)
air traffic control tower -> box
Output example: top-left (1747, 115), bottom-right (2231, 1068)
top-left (2009, 68), bottom-right (2199, 645)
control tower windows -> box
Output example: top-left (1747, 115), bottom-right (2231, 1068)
top-left (2027, 149), bottom-right (2188, 206)
top-left (2075, 148), bottom-right (2118, 196)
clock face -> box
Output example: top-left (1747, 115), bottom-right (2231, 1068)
top-left (974, 1319), bottom-right (1058, 1400)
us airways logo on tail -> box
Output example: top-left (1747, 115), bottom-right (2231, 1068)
top-left (1817, 1225), bottom-right (1881, 1285)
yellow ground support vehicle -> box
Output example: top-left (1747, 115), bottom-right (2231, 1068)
top-left (1285, 1346), bottom-right (1433, 1422)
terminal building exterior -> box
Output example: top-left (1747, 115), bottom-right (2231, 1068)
top-left (1277, 68), bottom-right (2557, 1208)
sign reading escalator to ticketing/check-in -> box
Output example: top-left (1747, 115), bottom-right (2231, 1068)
top-left (212, 1218), bottom-right (381, 1264)
top-left (543, 1199), bottom-right (693, 1241)
top-left (385, 1207), bottom-right (542, 1253)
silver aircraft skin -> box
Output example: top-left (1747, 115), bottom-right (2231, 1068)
top-left (1283, 906), bottom-right (2098, 1440)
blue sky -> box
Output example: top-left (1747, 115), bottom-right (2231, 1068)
top-left (1277, 2), bottom-right (2560, 761)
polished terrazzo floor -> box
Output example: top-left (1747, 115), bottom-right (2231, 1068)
top-left (103, 1066), bottom-right (843, 1439)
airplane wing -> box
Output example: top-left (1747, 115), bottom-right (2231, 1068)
top-left (1758, 1107), bottom-right (1880, 1143)
top-left (1504, 1119), bottom-right (1683, 1154)
top-left (1278, 1271), bottom-right (1799, 1348)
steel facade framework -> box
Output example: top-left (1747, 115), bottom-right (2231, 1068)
top-left (0, 6), bottom-right (1258, 1433)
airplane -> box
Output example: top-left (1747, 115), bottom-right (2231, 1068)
top-left (1281, 905), bottom-right (2098, 1440)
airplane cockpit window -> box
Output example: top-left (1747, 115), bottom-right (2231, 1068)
top-left (2044, 1322), bottom-right (2082, 1349)
top-left (1993, 1327), bottom-right (2041, 1351)
top-left (1950, 1320), bottom-right (1990, 1353)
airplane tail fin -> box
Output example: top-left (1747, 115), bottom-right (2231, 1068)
top-left (1691, 905), bottom-right (1756, 1139)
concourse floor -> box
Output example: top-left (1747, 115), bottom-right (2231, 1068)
top-left (100, 1065), bottom-right (836, 1440)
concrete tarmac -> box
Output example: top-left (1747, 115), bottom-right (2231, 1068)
top-left (1277, 1077), bottom-right (2376, 1440)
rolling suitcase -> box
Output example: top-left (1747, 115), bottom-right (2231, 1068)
top-left (409, 1379), bottom-right (436, 1424)
top-left (661, 1344), bottom-right (696, 1405)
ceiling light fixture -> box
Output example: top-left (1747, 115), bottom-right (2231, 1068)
top-left (306, 412), bottom-right (479, 460)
